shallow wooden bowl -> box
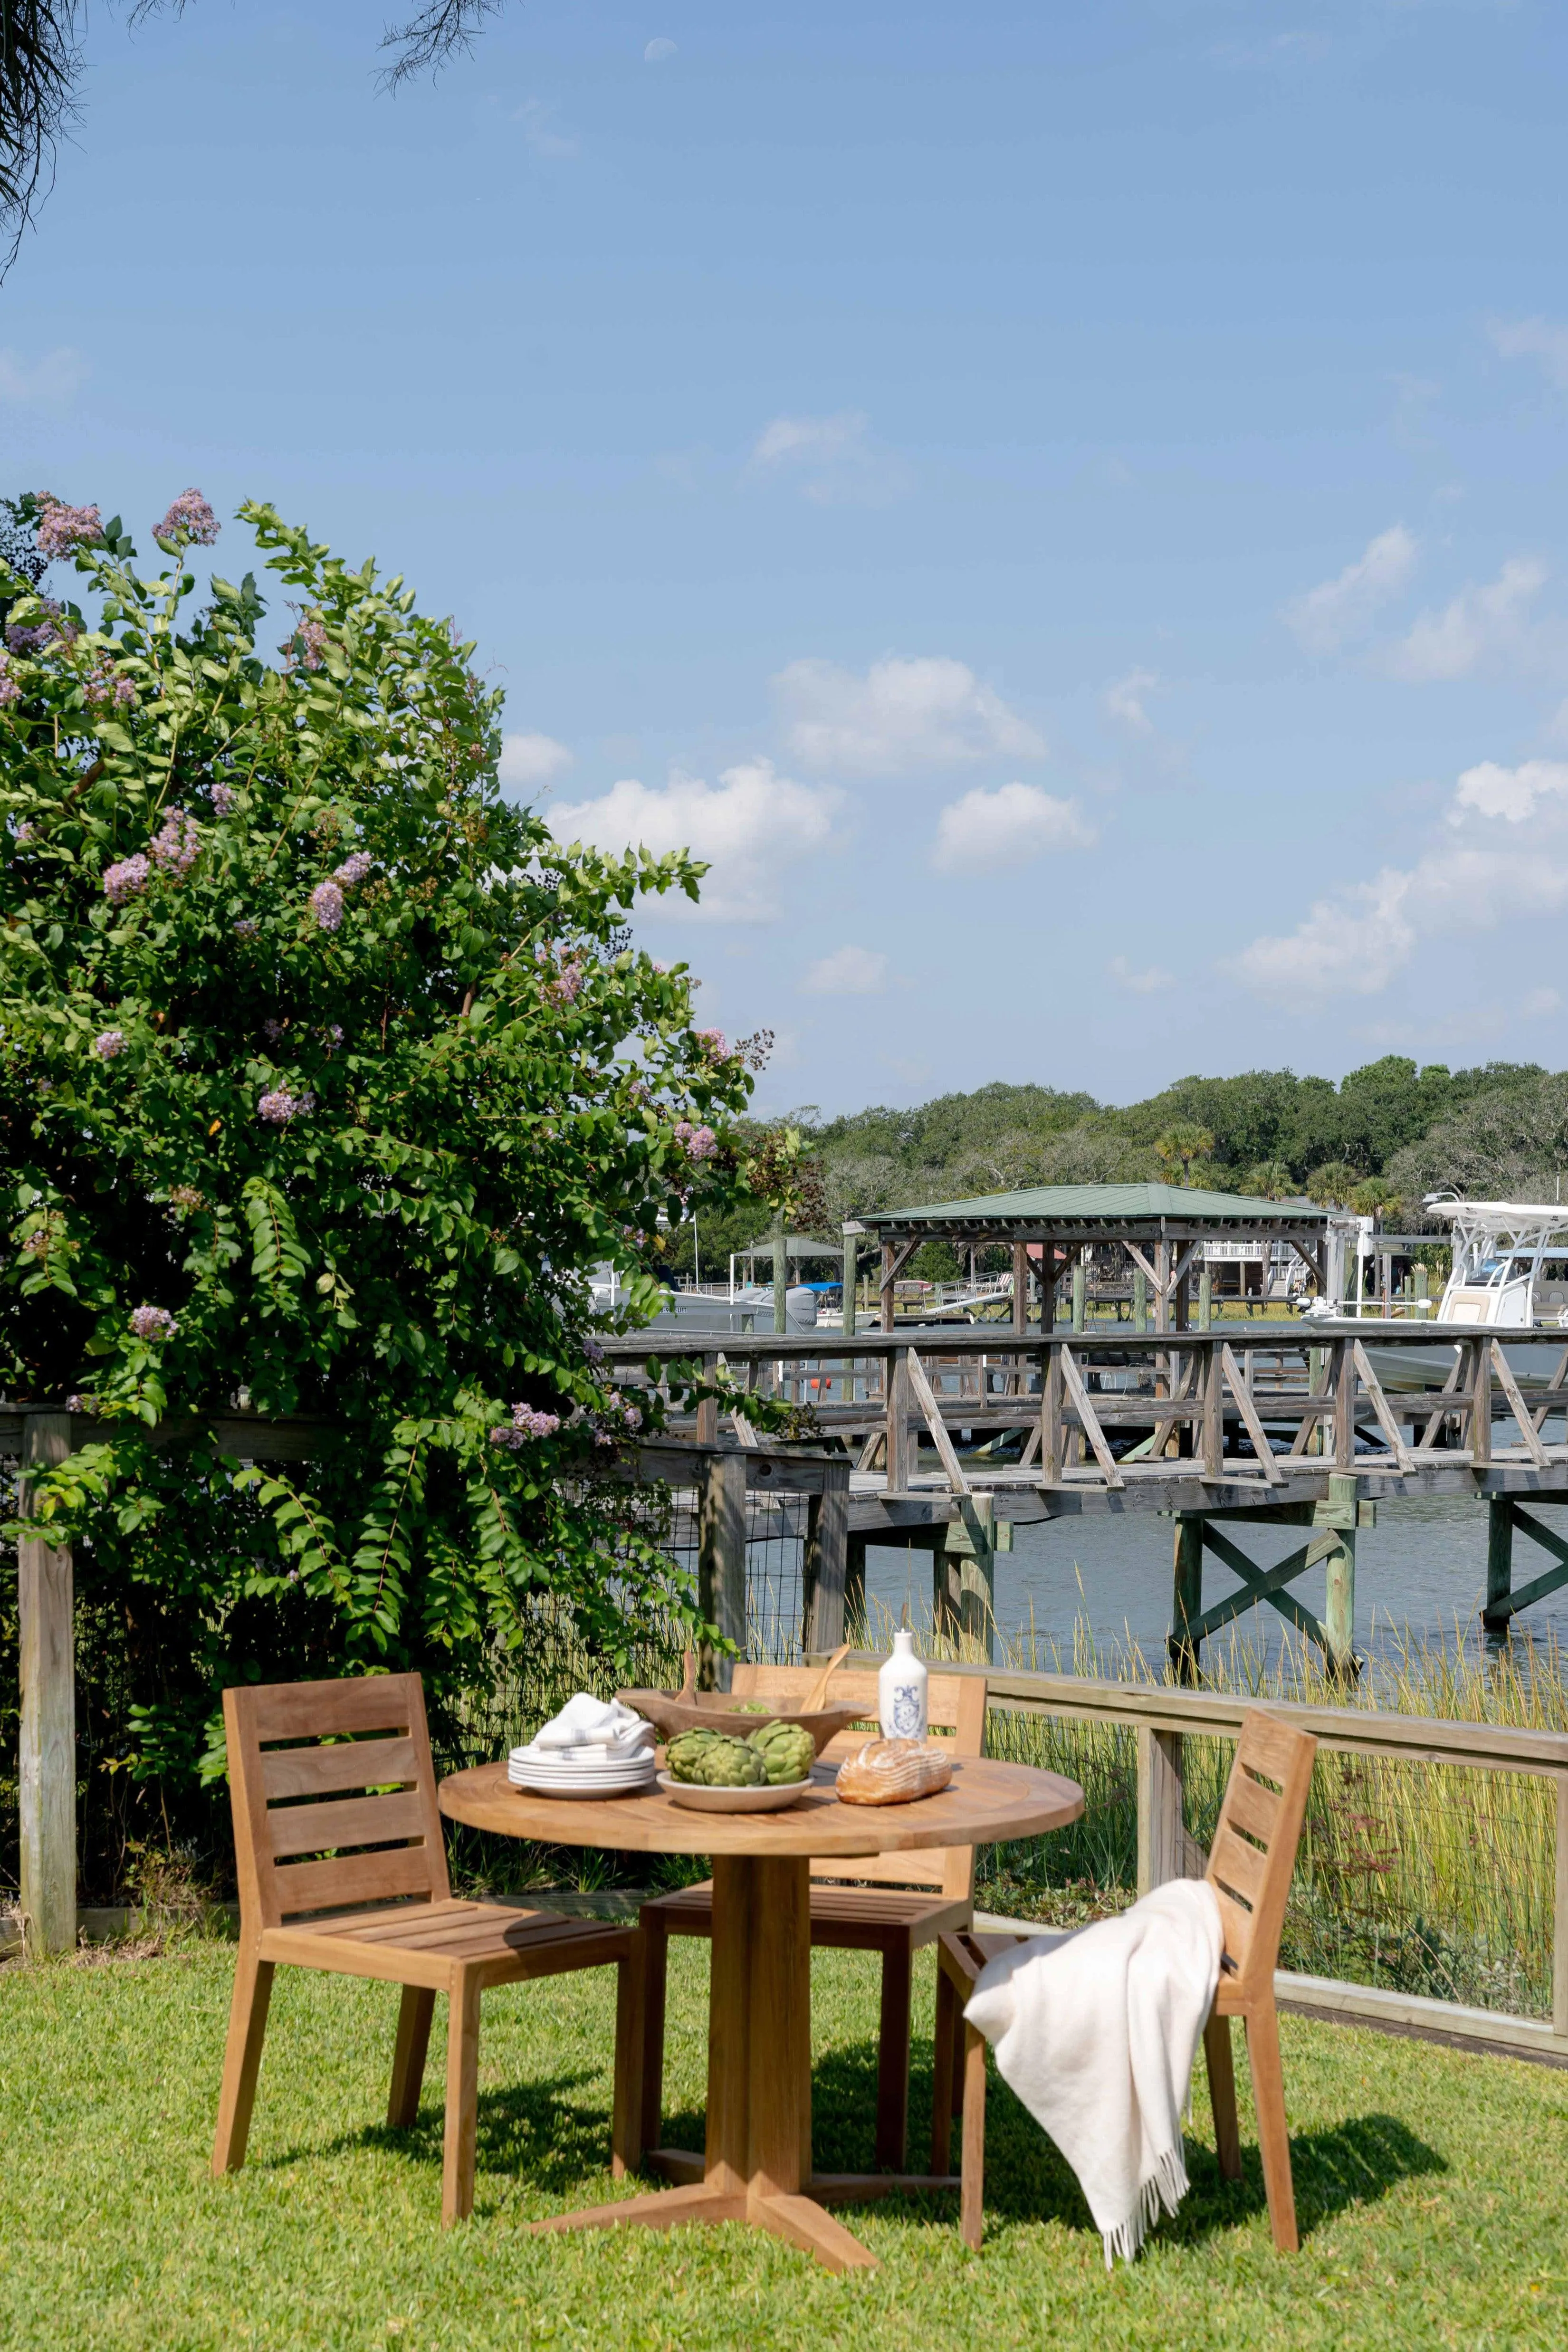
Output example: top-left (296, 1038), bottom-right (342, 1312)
top-left (615, 1688), bottom-right (866, 1757)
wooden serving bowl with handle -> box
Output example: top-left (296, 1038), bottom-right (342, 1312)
top-left (616, 1643), bottom-right (864, 1759)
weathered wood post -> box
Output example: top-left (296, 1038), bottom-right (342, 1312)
top-left (1132, 1264), bottom-right (1147, 1332)
top-left (934, 1497), bottom-right (998, 1660)
top-left (19, 1410), bottom-right (75, 1958)
top-left (1484, 1498), bottom-right (1515, 1638)
top-left (697, 1450), bottom-right (748, 1691)
top-left (880, 1240), bottom-right (897, 1333)
top-left (841, 1220), bottom-right (862, 1340)
top-left (1011, 1242), bottom-right (1029, 1337)
top-left (885, 1345), bottom-right (912, 1491)
top-left (1320, 1471), bottom-right (1359, 1677)
top-left (1137, 1728), bottom-right (1186, 1894)
top-left (1198, 1266), bottom-right (1213, 1330)
top-left (1071, 1252), bottom-right (1086, 1333)
top-left (1169, 1514), bottom-right (1203, 1683)
top-left (802, 1459), bottom-right (851, 1653)
top-left (771, 1212), bottom-right (788, 1336)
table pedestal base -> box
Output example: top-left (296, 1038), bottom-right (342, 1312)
top-left (528, 1854), bottom-right (888, 2274)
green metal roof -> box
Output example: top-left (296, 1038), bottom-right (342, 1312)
top-left (860, 1182), bottom-right (1327, 1229)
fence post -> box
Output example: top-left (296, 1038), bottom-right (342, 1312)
top-left (1137, 1727), bottom-right (1185, 1894)
top-left (697, 1451), bottom-right (748, 1691)
top-left (1169, 1516), bottom-right (1203, 1683)
top-left (19, 1410), bottom-right (76, 1959)
top-left (802, 1460), bottom-right (850, 1654)
top-left (886, 1346), bottom-right (911, 1491)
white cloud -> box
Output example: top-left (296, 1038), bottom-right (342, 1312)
top-left (1109, 955), bottom-right (1173, 994)
top-left (1284, 525), bottom-right (1418, 656)
top-left (1103, 668), bottom-right (1159, 735)
top-left (1232, 757), bottom-right (1568, 999)
top-left (548, 758), bottom-right (838, 921)
top-left (498, 731), bottom-right (574, 790)
top-left (1382, 556), bottom-right (1548, 682)
top-left (0, 346), bottom-right (88, 405)
top-left (749, 410), bottom-right (905, 505)
top-left (644, 37), bottom-right (678, 63)
top-left (931, 782), bottom-right (1096, 874)
top-left (515, 99), bottom-right (576, 158)
top-left (776, 655), bottom-right (1046, 775)
top-left (801, 945), bottom-right (889, 996)
top-left (1491, 316), bottom-right (1568, 392)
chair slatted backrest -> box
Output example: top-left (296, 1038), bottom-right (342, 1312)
top-left (1204, 1709), bottom-right (1318, 1996)
top-left (224, 1673), bottom-right (451, 1931)
top-left (731, 1663), bottom-right (988, 1900)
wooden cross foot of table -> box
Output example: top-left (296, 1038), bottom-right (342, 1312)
top-left (529, 1854), bottom-right (950, 2274)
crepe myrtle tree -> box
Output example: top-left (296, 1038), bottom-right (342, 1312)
top-left (0, 488), bottom-right (794, 1782)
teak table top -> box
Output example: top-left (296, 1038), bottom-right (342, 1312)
top-left (437, 1754), bottom-right (1084, 1856)
top-left (437, 1755), bottom-right (1084, 2275)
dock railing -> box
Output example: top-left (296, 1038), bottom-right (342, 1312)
top-left (827, 1647), bottom-right (1568, 2069)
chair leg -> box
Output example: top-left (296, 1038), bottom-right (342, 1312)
top-left (388, 1986), bottom-right (436, 2129)
top-left (931, 1958), bottom-right (957, 2175)
top-left (638, 1913), bottom-right (669, 2156)
top-left (875, 1939), bottom-right (914, 2170)
top-left (1204, 2010), bottom-right (1242, 2182)
top-left (611, 1936), bottom-right (646, 2179)
top-left (441, 1969), bottom-right (482, 2227)
top-left (959, 2021), bottom-right (986, 2251)
top-left (212, 1942), bottom-right (275, 2177)
top-left (1243, 1999), bottom-right (1299, 2254)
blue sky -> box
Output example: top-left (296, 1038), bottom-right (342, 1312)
top-left (6, 0), bottom-right (1568, 1115)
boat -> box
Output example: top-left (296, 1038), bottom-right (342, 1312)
top-left (1425, 1198), bottom-right (1568, 1329)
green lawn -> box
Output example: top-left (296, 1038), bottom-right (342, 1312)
top-left (2, 1933), bottom-right (1566, 2350)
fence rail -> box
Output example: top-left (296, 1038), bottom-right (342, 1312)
top-left (827, 1648), bottom-right (1568, 2068)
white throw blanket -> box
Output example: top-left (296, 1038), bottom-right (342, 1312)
top-left (964, 1879), bottom-right (1223, 2266)
top-left (514, 1694), bottom-right (656, 1764)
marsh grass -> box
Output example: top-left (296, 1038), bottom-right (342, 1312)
top-left (888, 1601), bottom-right (1565, 2018)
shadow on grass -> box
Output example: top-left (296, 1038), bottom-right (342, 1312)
top-left (670, 2039), bottom-right (1449, 2254)
top-left (263, 2070), bottom-right (622, 2200)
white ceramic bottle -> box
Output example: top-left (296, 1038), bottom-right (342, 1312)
top-left (878, 1628), bottom-right (928, 1741)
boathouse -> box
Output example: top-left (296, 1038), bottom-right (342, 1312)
top-left (856, 1182), bottom-right (1333, 1330)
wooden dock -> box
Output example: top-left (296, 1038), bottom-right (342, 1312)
top-left (605, 1320), bottom-right (1568, 1674)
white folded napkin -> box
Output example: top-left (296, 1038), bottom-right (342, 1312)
top-left (512, 1694), bottom-right (655, 1769)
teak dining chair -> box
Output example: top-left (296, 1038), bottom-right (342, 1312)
top-left (213, 1672), bottom-right (643, 2223)
top-left (931, 1708), bottom-right (1318, 2253)
top-left (639, 1660), bottom-right (988, 2170)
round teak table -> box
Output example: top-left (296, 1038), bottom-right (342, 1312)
top-left (439, 1755), bottom-right (1083, 2272)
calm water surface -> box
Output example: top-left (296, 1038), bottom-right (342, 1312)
top-left (863, 1493), bottom-right (1568, 1668)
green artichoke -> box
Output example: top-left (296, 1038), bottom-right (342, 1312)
top-left (746, 1721), bottom-right (816, 1785)
top-left (666, 1729), bottom-right (726, 1783)
top-left (695, 1734), bottom-right (767, 1788)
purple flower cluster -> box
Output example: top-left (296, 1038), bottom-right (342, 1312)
top-left (233, 916), bottom-right (260, 939)
top-left (694, 1028), bottom-right (729, 1061)
top-left (320, 1023), bottom-right (344, 1050)
top-left (103, 853), bottom-right (151, 905)
top-left (6, 599), bottom-right (74, 656)
top-left (489, 1402), bottom-right (563, 1448)
top-left (334, 850), bottom-right (373, 887)
top-left (13, 819), bottom-right (36, 847)
top-left (84, 657), bottom-right (135, 711)
top-left (258, 1088), bottom-right (315, 1125)
top-left (583, 1334), bottom-right (605, 1366)
top-left (129, 1304), bottom-right (178, 1342)
top-left (151, 807), bottom-right (200, 878)
top-left (92, 1029), bottom-right (127, 1059)
top-left (155, 489), bottom-right (219, 547)
top-left (262, 1018), bottom-right (287, 1043)
top-left (294, 617), bottom-right (327, 670)
top-left (591, 1390), bottom-right (643, 1447)
top-left (210, 781), bottom-right (236, 817)
top-left (309, 879), bottom-right (344, 931)
top-left (537, 947), bottom-right (584, 1005)
top-left (0, 652), bottom-right (20, 708)
top-left (168, 1185), bottom-right (206, 1211)
top-left (674, 1121), bottom-right (717, 1161)
top-left (35, 497), bottom-right (103, 561)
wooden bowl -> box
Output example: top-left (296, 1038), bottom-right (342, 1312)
top-left (615, 1688), bottom-right (867, 1758)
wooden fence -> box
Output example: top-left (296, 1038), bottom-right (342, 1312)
top-left (832, 1648), bottom-right (1568, 2068)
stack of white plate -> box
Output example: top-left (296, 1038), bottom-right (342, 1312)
top-left (507, 1741), bottom-right (657, 1799)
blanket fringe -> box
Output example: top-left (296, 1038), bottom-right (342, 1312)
top-left (1100, 2140), bottom-right (1191, 2269)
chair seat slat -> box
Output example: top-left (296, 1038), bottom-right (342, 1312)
top-left (250, 1674), bottom-right (421, 1743)
top-left (1222, 1770), bottom-right (1281, 1846)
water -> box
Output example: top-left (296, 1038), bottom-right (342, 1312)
top-left (863, 1493), bottom-right (1568, 1666)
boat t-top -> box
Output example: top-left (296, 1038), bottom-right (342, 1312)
top-left (1425, 1197), bottom-right (1568, 1328)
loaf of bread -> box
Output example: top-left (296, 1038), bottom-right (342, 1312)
top-left (834, 1736), bottom-right (954, 1806)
